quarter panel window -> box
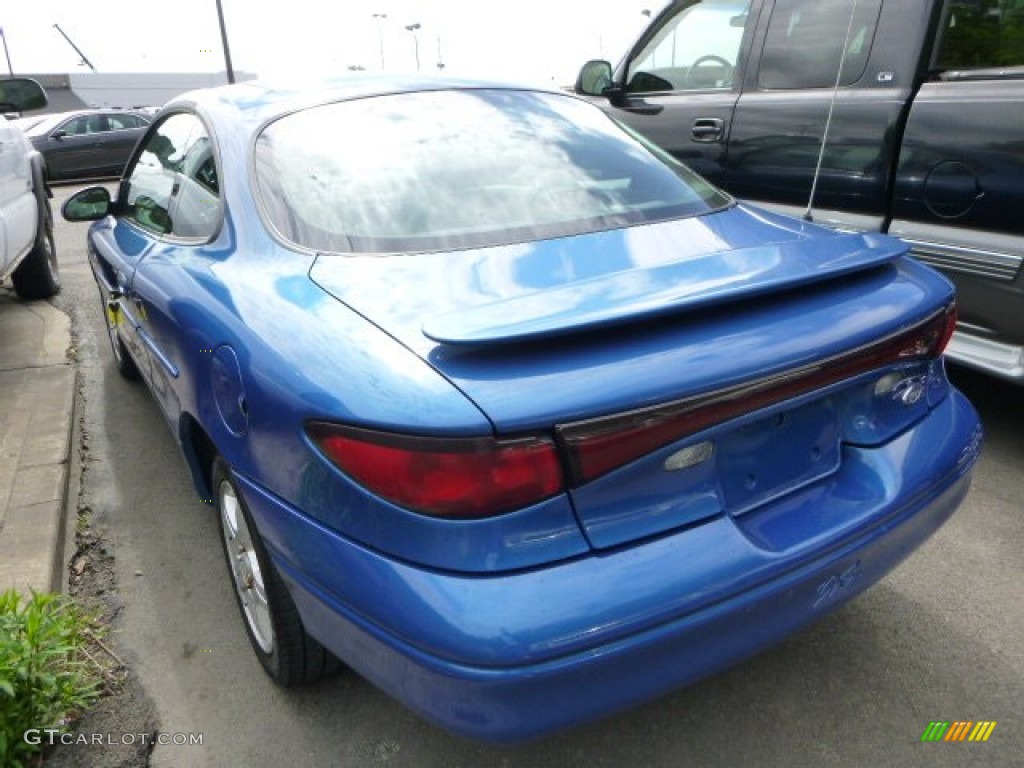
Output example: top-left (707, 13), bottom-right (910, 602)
top-left (759, 0), bottom-right (883, 89)
top-left (171, 136), bottom-right (221, 239)
top-left (936, 0), bottom-right (1024, 70)
top-left (627, 0), bottom-right (752, 93)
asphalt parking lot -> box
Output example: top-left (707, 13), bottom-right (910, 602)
top-left (43, 181), bottom-right (1024, 767)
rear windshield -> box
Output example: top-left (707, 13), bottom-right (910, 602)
top-left (254, 88), bottom-right (731, 253)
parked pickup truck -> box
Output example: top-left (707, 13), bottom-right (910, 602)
top-left (0, 78), bottom-right (60, 300)
top-left (577, 0), bottom-right (1024, 382)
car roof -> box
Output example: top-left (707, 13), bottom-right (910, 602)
top-left (21, 108), bottom-right (150, 136)
top-left (169, 74), bottom-right (565, 141)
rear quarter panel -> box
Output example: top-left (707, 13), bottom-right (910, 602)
top-left (890, 77), bottom-right (1024, 347)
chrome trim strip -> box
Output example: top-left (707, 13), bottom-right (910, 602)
top-left (901, 239), bottom-right (1022, 281)
top-left (946, 331), bottom-right (1024, 383)
top-left (138, 328), bottom-right (180, 379)
top-left (888, 220), bottom-right (1024, 281)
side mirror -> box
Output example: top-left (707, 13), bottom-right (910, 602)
top-left (63, 186), bottom-right (112, 222)
top-left (52, 130), bottom-right (68, 141)
top-left (575, 60), bottom-right (614, 97)
top-left (0, 78), bottom-right (48, 114)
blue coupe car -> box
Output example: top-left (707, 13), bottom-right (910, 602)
top-left (63, 76), bottom-right (982, 742)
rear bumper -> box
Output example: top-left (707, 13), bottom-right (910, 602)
top-left (239, 390), bottom-right (980, 742)
top-left (946, 329), bottom-right (1024, 383)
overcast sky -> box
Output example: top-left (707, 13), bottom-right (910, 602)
top-left (3, 0), bottom-right (669, 87)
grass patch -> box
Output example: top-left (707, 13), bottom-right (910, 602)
top-left (0, 589), bottom-right (105, 767)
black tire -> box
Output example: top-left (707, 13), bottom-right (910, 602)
top-left (96, 283), bottom-right (141, 380)
top-left (213, 458), bottom-right (341, 685)
top-left (11, 198), bottom-right (60, 300)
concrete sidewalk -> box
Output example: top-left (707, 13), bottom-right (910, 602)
top-left (0, 285), bottom-right (75, 596)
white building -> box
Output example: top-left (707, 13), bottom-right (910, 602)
top-left (25, 71), bottom-right (257, 113)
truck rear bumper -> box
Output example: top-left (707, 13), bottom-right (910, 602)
top-left (946, 329), bottom-right (1024, 383)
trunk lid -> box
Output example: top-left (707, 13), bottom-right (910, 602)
top-left (309, 205), bottom-right (950, 549)
top-left (309, 205), bottom-right (912, 431)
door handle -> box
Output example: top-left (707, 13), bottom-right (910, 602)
top-left (621, 104), bottom-right (664, 116)
top-left (692, 117), bottom-right (725, 143)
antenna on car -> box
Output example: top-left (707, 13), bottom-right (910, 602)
top-left (803, 0), bottom-right (860, 222)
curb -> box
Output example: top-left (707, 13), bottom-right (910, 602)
top-left (0, 294), bottom-right (77, 597)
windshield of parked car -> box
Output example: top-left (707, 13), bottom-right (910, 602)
top-left (12, 115), bottom-right (49, 133)
top-left (16, 113), bottom-right (65, 137)
top-left (254, 88), bottom-right (731, 253)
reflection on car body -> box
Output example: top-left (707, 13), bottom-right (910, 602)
top-left (19, 108), bottom-right (150, 181)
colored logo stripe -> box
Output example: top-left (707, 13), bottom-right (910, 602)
top-left (921, 721), bottom-right (996, 742)
top-left (945, 721), bottom-right (972, 741)
top-left (969, 722), bottom-right (997, 742)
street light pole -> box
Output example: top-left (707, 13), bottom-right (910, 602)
top-left (372, 13), bottom-right (387, 71)
top-left (214, 0), bottom-right (236, 84)
top-left (405, 23), bottom-right (421, 72)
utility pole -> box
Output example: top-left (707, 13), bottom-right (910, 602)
top-left (215, 0), bottom-right (236, 84)
top-left (52, 24), bottom-right (97, 71)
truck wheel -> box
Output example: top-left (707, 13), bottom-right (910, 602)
top-left (213, 457), bottom-right (342, 686)
top-left (12, 198), bottom-right (60, 300)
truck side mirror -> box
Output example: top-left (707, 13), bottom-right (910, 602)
top-left (575, 60), bottom-right (614, 97)
top-left (0, 78), bottom-right (48, 114)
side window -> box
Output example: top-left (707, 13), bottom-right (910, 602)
top-left (936, 0), bottom-right (1024, 70)
top-left (125, 114), bottom-right (222, 240)
top-left (759, 0), bottom-right (883, 89)
top-left (627, 0), bottom-right (753, 93)
top-left (108, 113), bottom-right (144, 130)
top-left (171, 135), bottom-right (222, 239)
top-left (60, 114), bottom-right (103, 136)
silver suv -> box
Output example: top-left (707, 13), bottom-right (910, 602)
top-left (0, 78), bottom-right (59, 299)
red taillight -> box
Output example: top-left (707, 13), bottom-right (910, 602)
top-left (934, 304), bottom-right (958, 357)
top-left (559, 304), bottom-right (956, 486)
top-left (307, 424), bottom-right (564, 518)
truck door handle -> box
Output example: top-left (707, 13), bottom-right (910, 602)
top-left (692, 118), bottom-right (725, 142)
top-left (619, 102), bottom-right (664, 116)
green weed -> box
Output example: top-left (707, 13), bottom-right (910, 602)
top-left (0, 589), bottom-right (103, 767)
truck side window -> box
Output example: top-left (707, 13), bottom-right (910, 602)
top-left (759, 0), bottom-right (883, 89)
top-left (935, 0), bottom-right (1024, 70)
top-left (627, 0), bottom-right (752, 93)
